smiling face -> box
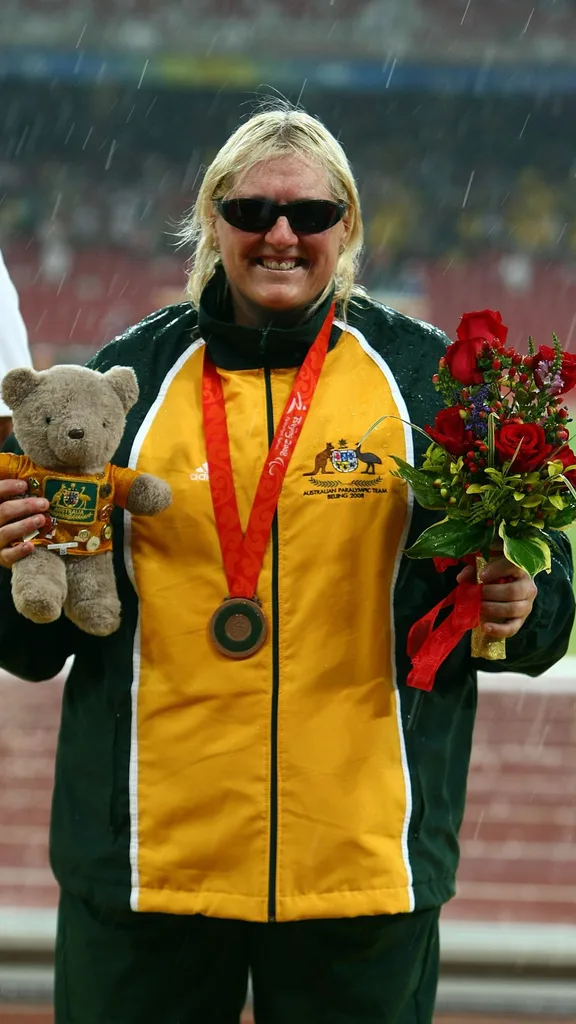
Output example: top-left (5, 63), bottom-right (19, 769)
top-left (213, 154), bottom-right (347, 327)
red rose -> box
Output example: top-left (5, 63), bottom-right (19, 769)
top-left (553, 445), bottom-right (576, 484)
top-left (445, 310), bottom-right (508, 385)
top-left (536, 345), bottom-right (576, 394)
top-left (444, 336), bottom-right (484, 385)
top-left (495, 422), bottom-right (553, 471)
top-left (425, 406), bottom-right (471, 457)
top-left (456, 309), bottom-right (508, 347)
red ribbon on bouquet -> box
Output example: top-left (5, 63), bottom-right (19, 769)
top-left (406, 555), bottom-right (482, 691)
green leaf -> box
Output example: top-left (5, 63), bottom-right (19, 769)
top-left (548, 460), bottom-right (564, 478)
top-left (522, 494), bottom-right (543, 507)
top-left (390, 457), bottom-right (445, 510)
top-left (467, 484), bottom-right (494, 494)
top-left (513, 491), bottom-right (525, 501)
top-left (548, 494), bottom-right (566, 511)
top-left (404, 517), bottom-right (494, 560)
top-left (425, 443), bottom-right (448, 466)
top-left (498, 524), bottom-right (551, 576)
top-left (547, 501), bottom-right (576, 529)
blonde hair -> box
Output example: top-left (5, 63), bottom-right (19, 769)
top-left (180, 102), bottom-right (365, 315)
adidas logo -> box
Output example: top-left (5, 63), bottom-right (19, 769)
top-left (190, 462), bottom-right (209, 481)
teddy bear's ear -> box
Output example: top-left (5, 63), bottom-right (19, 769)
top-left (1, 367), bottom-right (41, 410)
top-left (103, 366), bottom-right (139, 413)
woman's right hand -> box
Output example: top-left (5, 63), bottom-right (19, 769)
top-left (0, 480), bottom-right (49, 569)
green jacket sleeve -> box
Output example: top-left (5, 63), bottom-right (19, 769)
top-left (0, 567), bottom-right (76, 681)
top-left (0, 340), bottom-right (121, 682)
top-left (476, 531), bottom-right (575, 676)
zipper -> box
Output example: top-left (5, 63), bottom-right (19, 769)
top-left (406, 727), bottom-right (425, 842)
top-left (109, 702), bottom-right (127, 839)
top-left (264, 366), bottom-right (280, 922)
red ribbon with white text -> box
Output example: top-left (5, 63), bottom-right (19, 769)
top-left (202, 304), bottom-right (335, 598)
top-left (406, 575), bottom-right (483, 691)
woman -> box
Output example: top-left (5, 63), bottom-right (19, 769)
top-left (0, 107), bottom-right (574, 1024)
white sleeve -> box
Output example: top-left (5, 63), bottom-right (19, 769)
top-left (0, 249), bottom-right (32, 417)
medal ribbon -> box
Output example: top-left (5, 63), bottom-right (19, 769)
top-left (202, 303), bottom-right (335, 599)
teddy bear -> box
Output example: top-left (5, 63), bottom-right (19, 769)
top-left (0, 363), bottom-right (171, 636)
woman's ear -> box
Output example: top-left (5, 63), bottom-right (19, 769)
top-left (210, 215), bottom-right (221, 255)
top-left (340, 208), bottom-right (351, 252)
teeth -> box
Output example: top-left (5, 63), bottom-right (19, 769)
top-left (261, 259), bottom-right (298, 271)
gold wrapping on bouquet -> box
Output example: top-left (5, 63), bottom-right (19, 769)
top-left (470, 554), bottom-right (507, 661)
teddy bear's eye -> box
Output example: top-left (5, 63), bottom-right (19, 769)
top-left (45, 416), bottom-right (51, 424)
top-left (102, 421), bottom-right (108, 429)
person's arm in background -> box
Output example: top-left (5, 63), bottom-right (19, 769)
top-left (0, 249), bottom-right (33, 446)
top-left (0, 249), bottom-right (74, 679)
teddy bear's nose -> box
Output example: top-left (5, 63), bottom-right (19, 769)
top-left (68, 428), bottom-right (85, 440)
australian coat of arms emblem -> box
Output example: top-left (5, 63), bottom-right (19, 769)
top-left (303, 439), bottom-right (383, 476)
top-left (45, 479), bottom-right (99, 523)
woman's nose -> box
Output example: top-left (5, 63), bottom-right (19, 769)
top-left (264, 215), bottom-right (299, 246)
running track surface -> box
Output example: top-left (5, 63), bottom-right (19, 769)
top-left (2, 1011), bottom-right (575, 1024)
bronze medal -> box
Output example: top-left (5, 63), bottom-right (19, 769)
top-left (209, 598), bottom-right (268, 659)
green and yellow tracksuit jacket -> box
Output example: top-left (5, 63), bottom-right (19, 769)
top-left (1, 272), bottom-right (574, 923)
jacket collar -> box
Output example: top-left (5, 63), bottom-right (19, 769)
top-left (197, 266), bottom-right (341, 370)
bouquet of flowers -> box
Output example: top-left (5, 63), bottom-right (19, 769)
top-left (383, 309), bottom-right (576, 690)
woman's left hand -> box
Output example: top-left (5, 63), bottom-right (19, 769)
top-left (456, 557), bottom-right (538, 639)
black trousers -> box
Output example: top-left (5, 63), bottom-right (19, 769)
top-left (55, 889), bottom-right (440, 1024)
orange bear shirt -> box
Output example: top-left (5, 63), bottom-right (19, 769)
top-left (0, 454), bottom-right (139, 555)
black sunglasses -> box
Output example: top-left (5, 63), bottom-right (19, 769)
top-left (216, 198), bottom-right (347, 235)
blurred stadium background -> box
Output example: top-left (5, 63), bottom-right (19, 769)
top-left (0, 0), bottom-right (576, 1020)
